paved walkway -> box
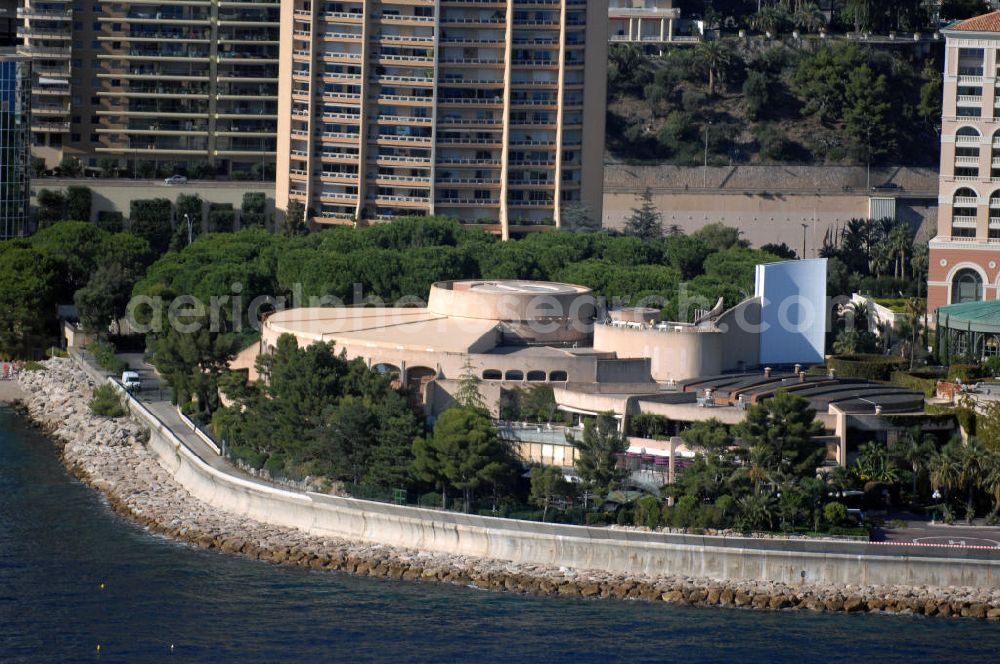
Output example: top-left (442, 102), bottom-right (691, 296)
top-left (74, 350), bottom-right (261, 482)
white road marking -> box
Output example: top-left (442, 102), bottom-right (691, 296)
top-left (912, 536), bottom-right (1000, 547)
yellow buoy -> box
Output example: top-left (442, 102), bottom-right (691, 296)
top-left (100, 583), bottom-right (105, 590)
top-left (96, 644), bottom-right (101, 653)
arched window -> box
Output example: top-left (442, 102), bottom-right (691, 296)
top-left (952, 187), bottom-right (979, 239)
top-left (548, 370), bottom-right (568, 381)
top-left (482, 369), bottom-right (502, 380)
top-left (956, 128), bottom-right (982, 177)
top-left (526, 370), bottom-right (546, 381)
top-left (952, 268), bottom-right (984, 304)
top-left (954, 331), bottom-right (970, 357)
top-left (504, 369), bottom-right (524, 381)
top-left (984, 335), bottom-right (1000, 358)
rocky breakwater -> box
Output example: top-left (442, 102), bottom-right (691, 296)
top-left (14, 359), bottom-right (1000, 621)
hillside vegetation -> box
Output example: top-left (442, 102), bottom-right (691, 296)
top-left (607, 40), bottom-right (943, 167)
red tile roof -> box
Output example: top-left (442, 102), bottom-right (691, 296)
top-left (952, 11), bottom-right (1000, 32)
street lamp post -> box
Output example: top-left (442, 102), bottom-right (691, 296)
top-left (801, 223), bottom-right (808, 259)
top-left (703, 121), bottom-right (712, 188)
top-left (184, 213), bottom-right (192, 246)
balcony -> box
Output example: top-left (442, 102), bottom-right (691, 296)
top-left (952, 216), bottom-right (978, 226)
top-left (955, 196), bottom-right (979, 206)
top-left (955, 156), bottom-right (980, 167)
top-left (956, 135), bottom-right (982, 145)
top-left (957, 95), bottom-right (984, 106)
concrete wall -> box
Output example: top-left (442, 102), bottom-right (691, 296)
top-left (93, 361), bottom-right (1000, 589)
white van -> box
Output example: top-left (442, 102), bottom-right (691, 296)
top-left (121, 371), bottom-right (141, 392)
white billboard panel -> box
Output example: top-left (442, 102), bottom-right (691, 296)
top-left (754, 258), bottom-right (827, 365)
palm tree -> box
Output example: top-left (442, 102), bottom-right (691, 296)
top-left (903, 297), bottom-right (925, 369)
top-left (930, 444), bottom-right (961, 506)
top-left (891, 427), bottom-right (936, 498)
top-left (751, 6), bottom-right (789, 37)
top-left (887, 224), bottom-right (911, 279)
top-left (982, 451), bottom-right (1000, 519)
top-left (791, 2), bottom-right (826, 33)
top-left (695, 40), bottom-right (733, 97)
top-left (745, 444), bottom-right (772, 495)
top-left (958, 438), bottom-right (988, 522)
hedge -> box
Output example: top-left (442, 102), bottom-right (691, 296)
top-left (890, 371), bottom-right (938, 398)
top-left (947, 363), bottom-right (988, 384)
top-left (827, 354), bottom-right (906, 381)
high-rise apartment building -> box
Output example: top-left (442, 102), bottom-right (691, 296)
top-left (18, 0), bottom-right (279, 177)
top-left (0, 48), bottom-right (31, 239)
top-left (17, 0), bottom-right (73, 165)
top-left (929, 12), bottom-right (1000, 312)
top-left (276, 0), bottom-right (607, 237)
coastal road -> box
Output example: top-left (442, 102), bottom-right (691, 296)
top-left (86, 352), bottom-right (270, 484)
top-left (880, 522), bottom-right (1000, 550)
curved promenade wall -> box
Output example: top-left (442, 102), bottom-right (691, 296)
top-left (107, 378), bottom-right (1000, 590)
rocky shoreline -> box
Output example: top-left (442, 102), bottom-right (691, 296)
top-left (12, 358), bottom-right (1000, 621)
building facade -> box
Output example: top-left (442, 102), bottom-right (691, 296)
top-left (0, 49), bottom-right (31, 239)
top-left (929, 12), bottom-right (1000, 312)
top-left (275, 0), bottom-right (607, 237)
top-left (17, 0), bottom-right (278, 178)
top-left (608, 0), bottom-right (684, 44)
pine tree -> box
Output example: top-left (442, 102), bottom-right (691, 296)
top-left (623, 188), bottom-right (663, 241)
top-left (572, 412), bottom-right (627, 496)
top-left (454, 359), bottom-right (487, 412)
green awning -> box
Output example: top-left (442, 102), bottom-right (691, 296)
top-left (937, 301), bottom-right (1000, 334)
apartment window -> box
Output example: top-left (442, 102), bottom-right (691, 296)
top-left (90, 134), bottom-right (99, 143)
top-left (73, 21), bottom-right (83, 30)
top-left (91, 97), bottom-right (100, 105)
top-left (71, 133), bottom-right (81, 142)
top-left (92, 22), bottom-right (100, 31)
top-left (72, 116), bottom-right (81, 124)
top-left (93, 5), bottom-right (102, 12)
top-left (91, 116), bottom-right (99, 124)
top-left (958, 107), bottom-right (982, 118)
top-left (111, 79), bottom-right (120, 87)
top-left (112, 23), bottom-right (121, 32)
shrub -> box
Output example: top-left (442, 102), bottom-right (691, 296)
top-left (89, 383), bottom-right (126, 418)
top-left (263, 454), bottom-right (286, 478)
top-left (823, 501), bottom-right (848, 526)
top-left (585, 511), bottom-right (613, 526)
top-left (665, 494), bottom-right (699, 528)
top-left (615, 508), bottom-right (632, 526)
top-left (827, 354), bottom-right (905, 381)
top-left (22, 361), bottom-right (46, 371)
top-left (629, 413), bottom-right (672, 439)
top-left (418, 491), bottom-right (443, 508)
top-left (209, 203), bottom-right (236, 233)
top-left (87, 341), bottom-right (129, 375)
top-left (633, 495), bottom-right (663, 529)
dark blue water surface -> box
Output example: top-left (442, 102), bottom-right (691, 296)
top-left (1, 406), bottom-right (998, 663)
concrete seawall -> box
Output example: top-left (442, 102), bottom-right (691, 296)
top-left (102, 366), bottom-right (999, 589)
top-left (19, 358), bottom-right (1000, 618)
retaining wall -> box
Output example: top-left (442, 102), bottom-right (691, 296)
top-left (94, 371), bottom-right (999, 589)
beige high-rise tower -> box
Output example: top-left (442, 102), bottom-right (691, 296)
top-left (276, 0), bottom-right (607, 237)
top-left (19, 0), bottom-right (280, 177)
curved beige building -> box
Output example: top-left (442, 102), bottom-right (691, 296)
top-left (254, 279), bottom-right (772, 414)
